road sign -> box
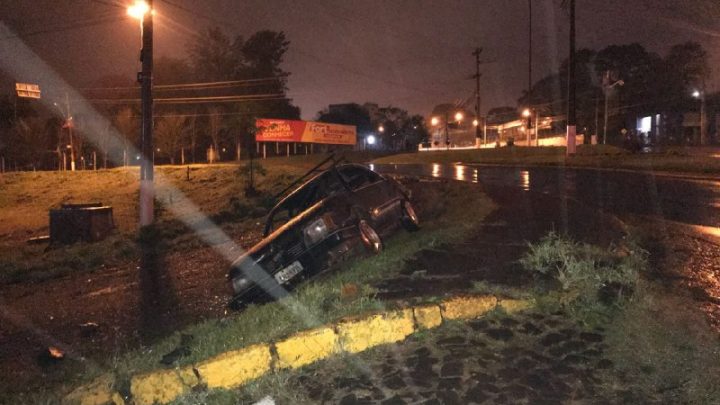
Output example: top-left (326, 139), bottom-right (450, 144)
top-left (15, 83), bottom-right (41, 99)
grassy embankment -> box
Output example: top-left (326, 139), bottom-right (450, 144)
top-left (169, 230), bottom-right (720, 404)
top-left (0, 152), bottom-right (381, 284)
top-left (511, 233), bottom-right (720, 402)
top-left (2, 154), bottom-right (496, 402)
top-left (373, 145), bottom-right (720, 176)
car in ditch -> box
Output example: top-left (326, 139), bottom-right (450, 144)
top-left (228, 161), bottom-right (419, 306)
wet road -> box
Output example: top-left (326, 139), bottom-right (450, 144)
top-left (374, 164), bottom-right (720, 230)
top-left (374, 163), bottom-right (720, 328)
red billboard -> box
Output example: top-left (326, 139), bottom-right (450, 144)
top-left (255, 119), bottom-right (356, 145)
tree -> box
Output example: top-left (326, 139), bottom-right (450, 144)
top-left (7, 117), bottom-right (48, 169)
top-left (113, 108), bottom-right (138, 166)
top-left (207, 107), bottom-right (224, 162)
top-left (155, 116), bottom-right (186, 164)
top-left (154, 56), bottom-right (193, 85)
top-left (186, 27), bottom-right (243, 81)
top-left (317, 103), bottom-right (373, 134)
top-left (186, 112), bottom-right (198, 163)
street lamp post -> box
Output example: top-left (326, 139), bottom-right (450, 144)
top-left (430, 111), bottom-right (464, 150)
top-left (53, 96), bottom-right (75, 171)
top-left (603, 78), bottom-right (624, 145)
top-left (129, 0), bottom-right (154, 227)
top-left (522, 108), bottom-right (531, 146)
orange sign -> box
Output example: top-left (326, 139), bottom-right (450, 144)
top-left (255, 119), bottom-right (356, 145)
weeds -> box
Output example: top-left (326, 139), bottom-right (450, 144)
top-left (520, 232), bottom-right (647, 321)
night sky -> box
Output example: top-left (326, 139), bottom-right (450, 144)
top-left (0, 0), bottom-right (718, 119)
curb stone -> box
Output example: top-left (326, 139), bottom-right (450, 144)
top-left (63, 294), bottom-right (533, 405)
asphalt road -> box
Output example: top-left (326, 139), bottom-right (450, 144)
top-left (373, 164), bottom-right (720, 230)
top-left (373, 163), bottom-right (720, 328)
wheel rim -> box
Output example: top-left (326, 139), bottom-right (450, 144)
top-left (404, 202), bottom-right (419, 226)
top-left (359, 220), bottom-right (382, 252)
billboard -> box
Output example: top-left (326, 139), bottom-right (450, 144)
top-left (255, 119), bottom-right (356, 145)
top-left (15, 83), bottom-right (41, 99)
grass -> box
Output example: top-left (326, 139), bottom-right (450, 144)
top-left (520, 231), bottom-right (720, 402)
top-left (111, 181), bottom-right (493, 375)
top-left (0, 151), bottom-right (383, 284)
top-left (519, 232), bottom-right (647, 325)
top-left (600, 285), bottom-right (720, 403)
top-left (372, 145), bottom-right (720, 175)
top-left (5, 177), bottom-right (494, 403)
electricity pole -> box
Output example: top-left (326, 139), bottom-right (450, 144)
top-left (138, 0), bottom-right (154, 227)
top-left (65, 93), bottom-right (76, 171)
top-left (566, 0), bottom-right (577, 154)
top-left (473, 47), bottom-right (483, 144)
top-left (528, 0), bottom-right (532, 100)
top-left (527, 0), bottom-right (534, 145)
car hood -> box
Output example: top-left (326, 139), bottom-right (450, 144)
top-left (229, 198), bottom-right (327, 270)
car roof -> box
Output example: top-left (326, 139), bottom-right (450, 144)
top-left (271, 163), bottom-right (371, 212)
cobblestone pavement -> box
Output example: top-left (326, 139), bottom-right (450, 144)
top-left (259, 311), bottom-right (629, 405)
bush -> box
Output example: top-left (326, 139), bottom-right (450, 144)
top-left (520, 232), bottom-right (646, 310)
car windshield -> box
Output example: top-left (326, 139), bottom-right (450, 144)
top-left (2, 1), bottom-right (720, 404)
top-left (265, 169), bottom-right (345, 234)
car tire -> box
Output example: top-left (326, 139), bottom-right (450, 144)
top-left (358, 220), bottom-right (383, 254)
top-left (400, 201), bottom-right (420, 231)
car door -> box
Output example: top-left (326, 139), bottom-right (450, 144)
top-left (338, 165), bottom-right (402, 230)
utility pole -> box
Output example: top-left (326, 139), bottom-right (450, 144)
top-left (138, 0), bottom-right (154, 227)
top-left (528, 0), bottom-right (534, 145)
top-left (700, 78), bottom-right (708, 145)
top-left (473, 47), bottom-right (483, 145)
top-left (65, 93), bottom-right (76, 171)
top-left (566, 0), bottom-right (577, 154)
top-left (528, 0), bottom-right (532, 102)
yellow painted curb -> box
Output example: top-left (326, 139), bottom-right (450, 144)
top-left (497, 298), bottom-right (534, 314)
top-left (62, 374), bottom-right (123, 405)
top-left (196, 344), bottom-right (272, 389)
top-left (413, 304), bottom-right (442, 329)
top-left (130, 367), bottom-right (198, 405)
top-left (275, 327), bottom-right (340, 369)
top-left (441, 295), bottom-right (497, 320)
top-left (63, 293), bottom-right (536, 405)
top-left (337, 308), bottom-right (415, 353)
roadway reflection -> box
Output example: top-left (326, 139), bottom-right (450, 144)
top-left (373, 163), bottom-right (720, 229)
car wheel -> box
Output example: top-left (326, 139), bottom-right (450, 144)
top-left (358, 220), bottom-right (383, 254)
top-left (400, 201), bottom-right (420, 231)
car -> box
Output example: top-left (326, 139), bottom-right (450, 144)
top-left (227, 162), bottom-right (419, 306)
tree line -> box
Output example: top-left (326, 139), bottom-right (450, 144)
top-left (0, 27), bottom-right (300, 170)
top-left (517, 41), bottom-right (716, 145)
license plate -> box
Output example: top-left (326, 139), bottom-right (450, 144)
top-left (274, 261), bottom-right (303, 284)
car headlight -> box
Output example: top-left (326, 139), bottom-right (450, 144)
top-left (303, 218), bottom-right (328, 246)
top-left (231, 277), bottom-right (251, 294)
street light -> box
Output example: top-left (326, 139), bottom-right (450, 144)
top-left (378, 124), bottom-right (385, 133)
top-left (53, 99), bottom-right (75, 171)
top-left (603, 79), bottom-right (624, 145)
top-left (127, 1), bottom-right (150, 20)
top-left (431, 110), bottom-right (464, 150)
top-left (472, 119), bottom-right (479, 127)
top-left (692, 89), bottom-right (707, 145)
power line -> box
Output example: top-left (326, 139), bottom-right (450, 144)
top-left (1, 15), bottom-right (127, 41)
top-left (79, 77), bottom-right (285, 92)
top-left (84, 94), bottom-right (290, 105)
top-left (88, 0), bottom-right (126, 9)
top-left (158, 0), bottom-right (231, 25)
